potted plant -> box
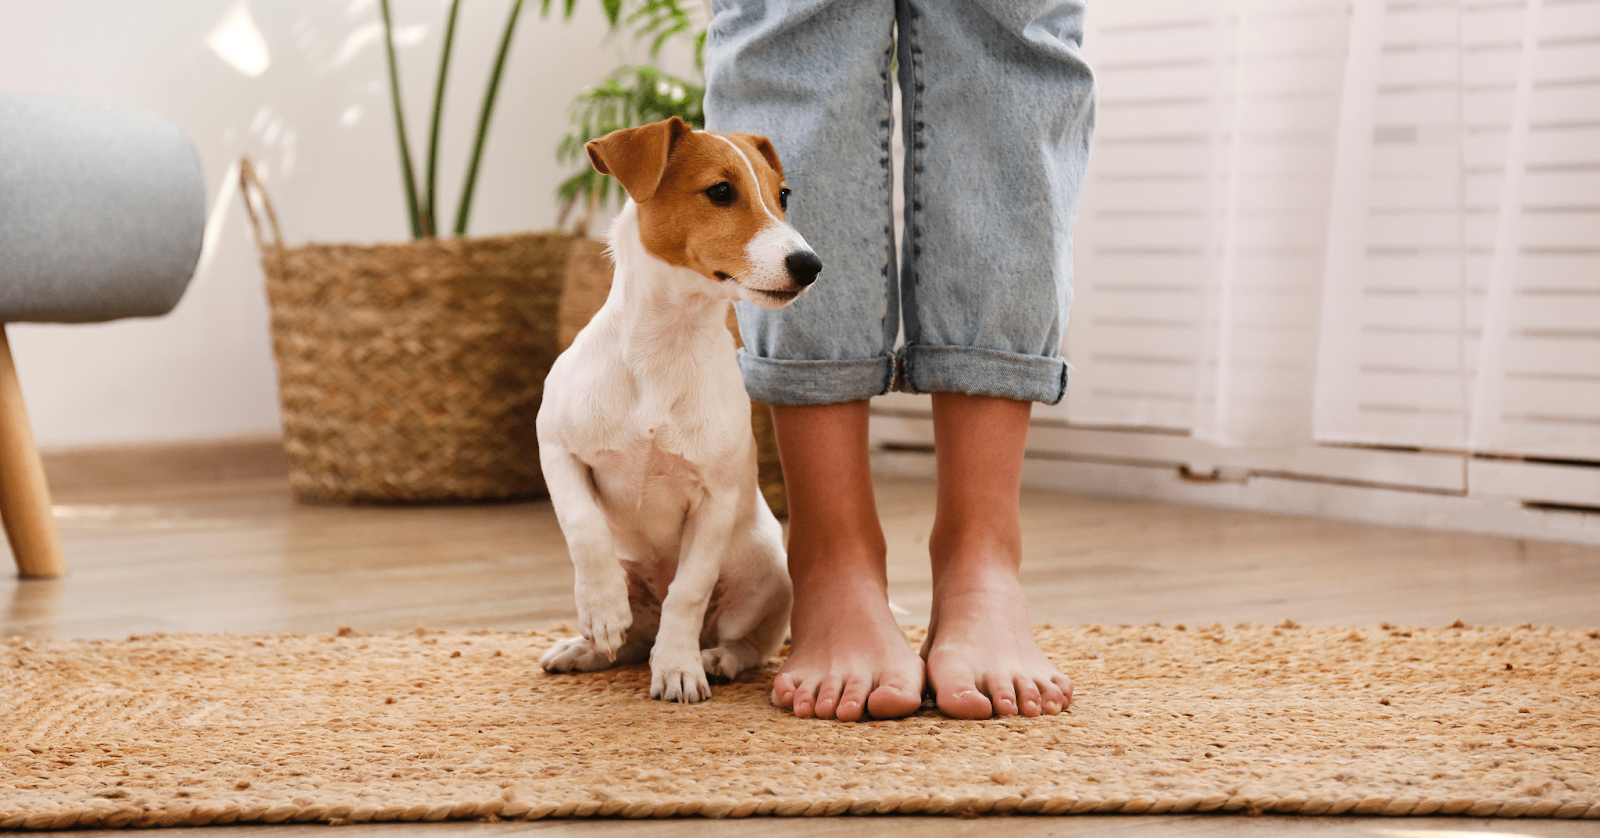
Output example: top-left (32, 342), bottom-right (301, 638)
top-left (241, 0), bottom-right (609, 504)
top-left (555, 1), bottom-right (708, 232)
top-left (240, 0), bottom-right (784, 511)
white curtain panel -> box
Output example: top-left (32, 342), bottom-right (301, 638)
top-left (1059, 0), bottom-right (1600, 462)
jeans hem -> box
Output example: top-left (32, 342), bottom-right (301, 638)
top-left (738, 349), bottom-right (896, 406)
top-left (896, 344), bottom-right (1069, 405)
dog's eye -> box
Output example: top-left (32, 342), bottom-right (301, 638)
top-left (778, 188), bottom-right (791, 211)
top-left (705, 182), bottom-right (735, 206)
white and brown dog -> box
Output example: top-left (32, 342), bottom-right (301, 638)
top-left (537, 117), bottom-right (820, 703)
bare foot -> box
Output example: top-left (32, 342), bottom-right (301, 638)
top-left (922, 555), bottom-right (1073, 720)
top-left (766, 400), bottom-right (925, 721)
top-left (772, 546), bottom-right (925, 721)
top-left (919, 391), bottom-right (1072, 719)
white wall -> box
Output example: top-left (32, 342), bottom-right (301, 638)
top-left (2, 0), bottom-right (655, 450)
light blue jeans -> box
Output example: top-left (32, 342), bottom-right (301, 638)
top-left (704, 0), bottom-right (1095, 406)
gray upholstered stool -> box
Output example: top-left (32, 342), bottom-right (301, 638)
top-left (1, 93), bottom-right (205, 578)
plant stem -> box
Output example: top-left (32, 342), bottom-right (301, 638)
top-left (379, 0), bottom-right (424, 239)
top-left (454, 0), bottom-right (527, 236)
top-left (424, 0), bottom-right (462, 238)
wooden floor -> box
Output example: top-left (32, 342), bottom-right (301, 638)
top-left (6, 438), bottom-right (1598, 838)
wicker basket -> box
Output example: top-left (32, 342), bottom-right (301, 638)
top-left (240, 158), bottom-right (570, 504)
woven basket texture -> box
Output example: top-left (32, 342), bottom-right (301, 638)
top-left (261, 232), bottom-right (569, 503)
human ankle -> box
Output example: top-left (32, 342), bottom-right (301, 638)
top-left (929, 528), bottom-right (1021, 586)
top-left (786, 526), bottom-right (888, 588)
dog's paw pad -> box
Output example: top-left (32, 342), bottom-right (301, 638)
top-left (539, 636), bottom-right (615, 673)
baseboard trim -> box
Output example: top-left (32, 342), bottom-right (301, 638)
top-left (41, 436), bottom-right (288, 497)
top-left (872, 448), bottom-right (1600, 547)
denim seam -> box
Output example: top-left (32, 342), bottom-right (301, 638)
top-left (895, 0), bottom-right (925, 394)
top-left (878, 35), bottom-right (897, 371)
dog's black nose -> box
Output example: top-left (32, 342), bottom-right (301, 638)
top-left (786, 251), bottom-right (822, 287)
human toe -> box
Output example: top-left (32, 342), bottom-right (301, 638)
top-left (1038, 678), bottom-right (1068, 715)
top-left (867, 681), bottom-right (924, 720)
top-left (937, 688), bottom-right (993, 719)
top-left (834, 676), bottom-right (873, 722)
top-left (813, 678), bottom-right (845, 720)
top-left (790, 677), bottom-right (822, 719)
top-left (1053, 674), bottom-right (1075, 708)
top-left (987, 676), bottom-right (1020, 717)
top-left (933, 666), bottom-right (994, 719)
top-left (1016, 677), bottom-right (1044, 717)
top-left (771, 673), bottom-right (799, 710)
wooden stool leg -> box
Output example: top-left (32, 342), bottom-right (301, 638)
top-left (0, 325), bottom-right (65, 579)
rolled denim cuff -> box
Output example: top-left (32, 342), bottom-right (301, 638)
top-left (897, 344), bottom-right (1069, 405)
top-left (738, 349), bottom-right (896, 406)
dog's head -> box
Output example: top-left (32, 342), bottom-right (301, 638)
top-left (587, 117), bottom-right (821, 310)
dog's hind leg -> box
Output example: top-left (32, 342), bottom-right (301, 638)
top-left (542, 565), bottom-right (662, 673)
top-left (540, 629), bottom-right (652, 672)
top-left (543, 447), bottom-right (633, 660)
top-left (702, 599), bottom-right (789, 682)
top-left (701, 527), bottom-right (793, 681)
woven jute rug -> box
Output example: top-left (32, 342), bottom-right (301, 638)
top-left (3, 623), bottom-right (1597, 829)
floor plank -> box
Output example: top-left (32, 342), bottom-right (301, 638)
top-left (5, 439), bottom-right (1597, 837)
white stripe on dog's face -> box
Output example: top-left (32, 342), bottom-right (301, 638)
top-left (709, 135), bottom-right (818, 309)
top-left (628, 126), bottom-right (820, 310)
top-left (709, 134), bottom-right (779, 224)
top-left (707, 133), bottom-right (818, 309)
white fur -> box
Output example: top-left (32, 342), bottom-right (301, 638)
top-left (742, 224), bottom-right (813, 296)
top-left (708, 133), bottom-right (815, 297)
top-left (536, 202), bottom-right (793, 703)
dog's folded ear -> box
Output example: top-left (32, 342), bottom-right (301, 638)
top-left (731, 133), bottom-right (784, 179)
top-left (587, 117), bottom-right (695, 204)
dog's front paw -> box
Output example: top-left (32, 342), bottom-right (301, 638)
top-left (540, 636), bottom-right (615, 673)
top-left (650, 658), bottom-right (712, 703)
top-left (576, 579), bottom-right (632, 661)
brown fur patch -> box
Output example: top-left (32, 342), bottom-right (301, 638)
top-left (589, 120), bottom-right (791, 283)
top-left (585, 117), bottom-right (694, 204)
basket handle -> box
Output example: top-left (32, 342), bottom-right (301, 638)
top-left (238, 156), bottom-right (284, 251)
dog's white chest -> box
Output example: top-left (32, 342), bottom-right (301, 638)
top-left (591, 433), bottom-right (707, 506)
top-left (586, 430), bottom-right (712, 553)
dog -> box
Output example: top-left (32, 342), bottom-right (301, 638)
top-left (536, 116), bottom-right (821, 703)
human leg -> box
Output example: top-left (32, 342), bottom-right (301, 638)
top-left (894, 0), bottom-right (1094, 403)
top-left (705, 0), bottom-right (901, 406)
top-left (768, 400), bottom-right (923, 721)
top-left (922, 392), bottom-right (1073, 718)
top-left (896, 0), bottom-right (1093, 718)
top-left (707, 1), bottom-right (924, 721)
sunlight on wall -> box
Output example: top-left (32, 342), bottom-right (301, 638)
top-left (206, 1), bottom-right (270, 78)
